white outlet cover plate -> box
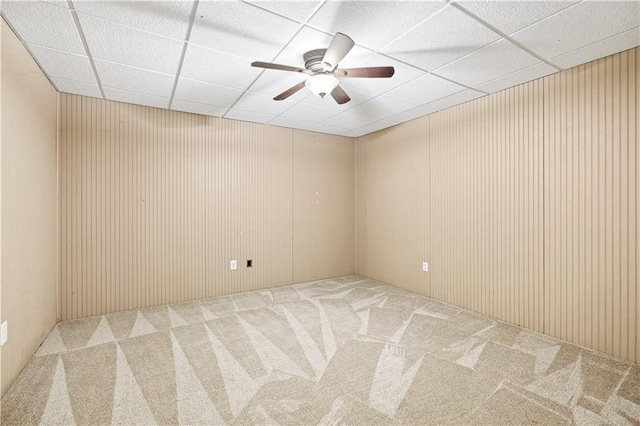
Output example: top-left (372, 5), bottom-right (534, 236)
top-left (422, 262), bottom-right (429, 272)
top-left (230, 260), bottom-right (237, 271)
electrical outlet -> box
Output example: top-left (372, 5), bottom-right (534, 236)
top-left (422, 262), bottom-right (429, 272)
top-left (246, 259), bottom-right (253, 268)
top-left (1, 321), bottom-right (7, 346)
top-left (230, 260), bottom-right (237, 271)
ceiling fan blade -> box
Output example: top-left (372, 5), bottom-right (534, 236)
top-left (321, 32), bottom-right (355, 71)
top-left (251, 61), bottom-right (311, 74)
top-left (336, 66), bottom-right (395, 78)
top-left (330, 85), bottom-right (351, 105)
top-left (274, 81), bottom-right (306, 101)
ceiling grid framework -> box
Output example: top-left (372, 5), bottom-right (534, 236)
top-left (1, 0), bottom-right (638, 137)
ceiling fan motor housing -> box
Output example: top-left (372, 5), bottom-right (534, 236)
top-left (304, 49), bottom-right (330, 72)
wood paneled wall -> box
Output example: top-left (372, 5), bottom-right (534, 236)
top-left (1, 20), bottom-right (58, 395)
top-left (356, 47), bottom-right (639, 363)
top-left (58, 94), bottom-right (355, 321)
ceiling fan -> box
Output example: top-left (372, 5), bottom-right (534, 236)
top-left (251, 32), bottom-right (395, 105)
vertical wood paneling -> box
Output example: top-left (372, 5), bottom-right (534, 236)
top-left (58, 95), bottom-right (355, 320)
top-left (356, 47), bottom-right (639, 364)
top-left (1, 20), bottom-right (58, 395)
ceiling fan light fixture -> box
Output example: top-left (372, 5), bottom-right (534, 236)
top-left (305, 74), bottom-right (339, 98)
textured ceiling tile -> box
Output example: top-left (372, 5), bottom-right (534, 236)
top-left (387, 104), bottom-right (438, 123)
top-left (347, 119), bottom-right (399, 137)
top-left (476, 62), bottom-right (557, 94)
top-left (2, 1), bottom-right (85, 53)
top-left (454, 1), bottom-right (578, 35)
top-left (189, 1), bottom-right (300, 61)
top-left (180, 44), bottom-right (260, 90)
top-left (279, 102), bottom-right (339, 122)
top-left (382, 5), bottom-right (501, 71)
top-left (512, 1), bottom-right (640, 60)
top-left (234, 91), bottom-right (298, 115)
top-left (224, 108), bottom-right (276, 124)
top-left (434, 39), bottom-right (540, 87)
top-left (384, 73), bottom-right (465, 105)
top-left (52, 77), bottom-right (102, 98)
top-left (78, 14), bottom-right (183, 74)
top-left (346, 96), bottom-right (414, 120)
top-left (103, 87), bottom-right (169, 109)
top-left (308, 0), bottom-right (446, 50)
top-left (244, 0), bottom-right (322, 23)
top-left (550, 26), bottom-right (640, 70)
top-left (307, 123), bottom-right (351, 136)
top-left (95, 60), bottom-right (174, 97)
top-left (173, 78), bottom-right (244, 107)
top-left (269, 115), bottom-right (314, 130)
top-left (28, 44), bottom-right (95, 84)
top-left (171, 99), bottom-right (227, 117)
top-left (424, 88), bottom-right (485, 113)
top-left (321, 112), bottom-right (377, 129)
top-left (248, 71), bottom-right (309, 100)
top-left (339, 55), bottom-right (426, 95)
top-left (74, 1), bottom-right (192, 40)
top-left (301, 86), bottom-right (377, 109)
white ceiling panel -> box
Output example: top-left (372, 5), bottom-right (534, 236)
top-left (434, 39), bottom-right (540, 87)
top-left (78, 14), bottom-right (183, 74)
top-left (224, 108), bottom-right (276, 124)
top-left (384, 73), bottom-right (465, 105)
top-left (301, 86), bottom-right (377, 109)
top-left (244, 1), bottom-right (322, 23)
top-left (339, 54), bottom-right (426, 95)
top-left (321, 112), bottom-right (377, 129)
top-left (2, 1), bottom-right (85, 53)
top-left (103, 87), bottom-right (169, 109)
top-left (180, 44), bottom-right (260, 90)
top-left (308, 123), bottom-right (351, 135)
top-left (279, 102), bottom-right (339, 122)
top-left (346, 96), bottom-right (414, 120)
top-left (388, 104), bottom-right (438, 123)
top-left (308, 1), bottom-right (445, 51)
top-left (476, 62), bottom-right (557, 94)
top-left (454, 1), bottom-right (578, 35)
top-left (234, 91), bottom-right (299, 115)
top-left (247, 70), bottom-right (309, 101)
top-left (95, 59), bottom-right (174, 97)
top-left (171, 99), bottom-right (227, 117)
top-left (346, 119), bottom-right (399, 137)
top-left (512, 1), bottom-right (640, 60)
top-left (52, 77), bottom-right (102, 98)
top-left (174, 78), bottom-right (243, 108)
top-left (73, 1), bottom-right (193, 40)
top-left (269, 116), bottom-right (314, 130)
top-left (423, 88), bottom-right (485, 113)
top-left (189, 1), bottom-right (300, 61)
top-left (28, 44), bottom-right (95, 84)
top-left (551, 26), bottom-right (640, 70)
top-left (382, 5), bottom-right (501, 71)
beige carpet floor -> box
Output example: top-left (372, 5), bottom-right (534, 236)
top-left (2, 275), bottom-right (640, 425)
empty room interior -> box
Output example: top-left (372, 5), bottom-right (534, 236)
top-left (1, 0), bottom-right (639, 424)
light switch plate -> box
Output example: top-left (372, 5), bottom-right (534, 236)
top-left (422, 262), bottom-right (429, 272)
top-left (1, 321), bottom-right (7, 346)
top-left (230, 260), bottom-right (237, 271)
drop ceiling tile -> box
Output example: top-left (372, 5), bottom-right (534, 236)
top-left (348, 119), bottom-right (399, 137)
top-left (224, 108), bottom-right (276, 124)
top-left (476, 62), bottom-right (557, 93)
top-left (512, 1), bottom-right (640, 60)
top-left (454, 1), bottom-right (578, 35)
top-left (551, 26), bottom-right (640, 70)
top-left (388, 104), bottom-right (438, 123)
top-left (434, 39), bottom-right (540, 87)
top-left (346, 96), bottom-right (414, 120)
top-left (74, 1), bottom-right (192, 40)
top-left (103, 87), bottom-right (169, 109)
top-left (307, 123), bottom-right (350, 136)
top-left (234, 91), bottom-right (298, 115)
top-left (279, 102), bottom-right (339, 122)
top-left (171, 99), bottom-right (227, 117)
top-left (174, 78), bottom-right (244, 108)
top-left (189, 1), bottom-right (300, 61)
top-left (28, 44), bottom-right (95, 84)
top-left (95, 60), bottom-right (174, 97)
top-left (78, 14), bottom-right (184, 74)
top-left (339, 55), bottom-right (427, 95)
top-left (244, 1), bottom-right (322, 23)
top-left (52, 77), bottom-right (102, 98)
top-left (308, 1), bottom-right (445, 50)
top-left (382, 5), bottom-right (501, 71)
top-left (301, 86), bottom-right (377, 109)
top-left (424, 88), bottom-right (485, 113)
top-left (2, 1), bottom-right (84, 53)
top-left (269, 116), bottom-right (314, 130)
top-left (273, 26), bottom-right (373, 70)
top-left (384, 73), bottom-right (465, 105)
top-left (181, 44), bottom-right (260, 90)
top-left (321, 112), bottom-right (377, 129)
top-left (248, 71), bottom-right (310, 101)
